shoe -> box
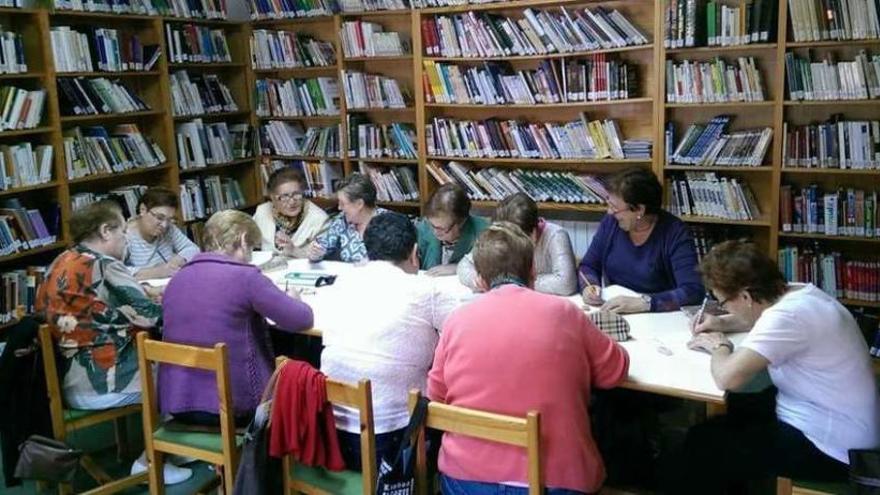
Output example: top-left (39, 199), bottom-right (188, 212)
top-left (131, 456), bottom-right (193, 485)
top-left (166, 454), bottom-right (198, 465)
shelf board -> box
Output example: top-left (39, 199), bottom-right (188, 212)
top-left (778, 232), bottom-right (880, 243)
top-left (162, 16), bottom-right (242, 26)
top-left (0, 241), bottom-right (66, 265)
top-left (264, 154), bottom-right (344, 162)
top-left (251, 15), bottom-right (335, 25)
top-left (665, 42), bottom-right (778, 54)
top-left (61, 110), bottom-right (163, 123)
top-left (666, 101), bottom-right (774, 108)
top-left (426, 98), bottom-right (652, 109)
top-left (784, 99), bottom-right (880, 106)
top-left (174, 110), bottom-right (250, 121)
top-left (665, 165), bottom-right (773, 172)
top-left (343, 55), bottom-right (413, 62)
top-left (68, 164), bottom-right (171, 185)
top-left (679, 215), bottom-right (771, 226)
top-left (0, 72), bottom-right (45, 79)
top-left (425, 43), bottom-right (653, 62)
top-left (839, 298), bottom-right (880, 308)
top-left (58, 70), bottom-right (161, 77)
top-left (168, 62), bottom-right (245, 69)
top-left (353, 157), bottom-right (418, 164)
top-left (347, 106), bottom-right (414, 113)
top-left (0, 126), bottom-right (53, 138)
top-left (786, 39), bottom-right (880, 48)
top-left (781, 167), bottom-right (880, 175)
top-left (253, 66), bottom-right (337, 75)
top-left (473, 200), bottom-right (606, 213)
top-left (0, 181), bottom-right (60, 197)
top-left (179, 158), bottom-right (257, 175)
top-left (50, 9), bottom-right (156, 20)
top-left (256, 114), bottom-right (341, 122)
top-left (378, 200), bottom-right (420, 208)
top-left (427, 156), bottom-right (651, 165)
top-left (310, 196), bottom-right (337, 208)
top-left (339, 9), bottom-right (410, 16)
top-left (0, 6), bottom-right (42, 14)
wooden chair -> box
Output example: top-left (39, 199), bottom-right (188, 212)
top-left (38, 324), bottom-right (148, 495)
top-left (276, 356), bottom-right (377, 495)
top-left (136, 332), bottom-right (242, 495)
top-left (776, 477), bottom-right (849, 495)
top-left (407, 390), bottom-right (542, 495)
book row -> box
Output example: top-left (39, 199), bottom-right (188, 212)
top-left (0, 266), bottom-right (45, 323)
top-left (358, 162), bottom-right (419, 202)
top-left (70, 184), bottom-right (147, 216)
top-left (0, 29), bottom-right (26, 75)
top-left (665, 57), bottom-right (766, 104)
top-left (665, 172), bottom-right (762, 220)
top-left (779, 184), bottom-right (880, 236)
top-left (180, 175), bottom-right (246, 221)
top-left (176, 120), bottom-right (253, 169)
top-left (0, 87), bottom-right (45, 132)
top-left (421, 6), bottom-right (648, 59)
top-left (340, 20), bottom-right (408, 58)
top-left (255, 77), bottom-right (340, 117)
top-left (170, 70), bottom-right (238, 117)
top-left (343, 70), bottom-right (408, 110)
top-left (54, 0), bottom-right (227, 18)
top-left (427, 160), bottom-right (610, 205)
top-left (424, 56), bottom-right (638, 105)
top-left (785, 50), bottom-right (880, 101)
top-left (63, 123), bottom-right (167, 179)
top-left (782, 118), bottom-right (880, 169)
top-left (0, 143), bottom-right (53, 191)
top-left (665, 0), bottom-right (777, 48)
top-left (347, 116), bottom-right (417, 159)
top-left (246, 0), bottom-right (538, 20)
top-left (787, 0), bottom-right (880, 42)
top-left (260, 159), bottom-right (341, 198)
top-left (250, 31), bottom-right (335, 70)
top-left (51, 27), bottom-right (160, 74)
top-left (57, 77), bottom-right (149, 116)
top-left (259, 121), bottom-right (342, 158)
top-left (779, 245), bottom-right (880, 303)
top-left (165, 23), bottom-right (232, 64)
top-left (425, 115), bottom-right (646, 160)
top-left (667, 115), bottom-right (773, 167)
top-left (0, 200), bottom-right (57, 257)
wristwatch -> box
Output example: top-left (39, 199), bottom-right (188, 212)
top-left (640, 293), bottom-right (652, 309)
top-left (712, 341), bottom-right (734, 353)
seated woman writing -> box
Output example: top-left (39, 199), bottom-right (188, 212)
top-left (253, 167), bottom-right (329, 257)
top-left (159, 210), bottom-right (314, 426)
top-left (579, 168), bottom-right (703, 313)
top-left (669, 240), bottom-right (880, 493)
top-left (125, 187), bottom-right (200, 280)
top-left (416, 184), bottom-right (488, 276)
top-left (458, 192), bottom-right (577, 295)
top-left (307, 173), bottom-right (387, 263)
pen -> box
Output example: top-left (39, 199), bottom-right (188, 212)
top-left (694, 293), bottom-right (709, 330)
top-left (579, 271), bottom-right (598, 296)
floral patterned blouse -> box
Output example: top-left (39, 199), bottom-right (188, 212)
top-left (315, 207), bottom-right (388, 262)
top-left (36, 246), bottom-right (161, 406)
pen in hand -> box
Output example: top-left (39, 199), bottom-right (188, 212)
top-left (692, 294), bottom-right (709, 333)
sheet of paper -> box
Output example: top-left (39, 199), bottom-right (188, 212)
top-left (142, 277), bottom-right (170, 288)
top-left (601, 284), bottom-right (640, 300)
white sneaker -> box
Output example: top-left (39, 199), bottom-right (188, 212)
top-left (131, 455), bottom-right (193, 485)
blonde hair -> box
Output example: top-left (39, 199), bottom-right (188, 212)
top-left (473, 221), bottom-right (534, 285)
top-left (203, 210), bottom-right (262, 253)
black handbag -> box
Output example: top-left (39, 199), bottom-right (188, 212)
top-left (375, 396), bottom-right (429, 495)
top-left (14, 435), bottom-right (82, 483)
top-left (851, 449), bottom-right (880, 494)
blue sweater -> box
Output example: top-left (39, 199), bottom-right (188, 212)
top-left (578, 211), bottom-right (704, 312)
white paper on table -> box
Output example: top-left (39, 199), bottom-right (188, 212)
top-left (142, 277), bottom-right (170, 287)
top-left (601, 284), bottom-right (641, 300)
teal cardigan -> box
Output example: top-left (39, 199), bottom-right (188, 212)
top-left (417, 215), bottom-right (489, 270)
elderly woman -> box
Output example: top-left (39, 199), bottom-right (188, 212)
top-left (126, 187), bottom-right (200, 280)
top-left (458, 193), bottom-right (577, 295)
top-left (579, 168), bottom-right (703, 313)
top-left (160, 210), bottom-right (314, 426)
top-left (253, 167), bottom-right (329, 257)
top-left (307, 173), bottom-right (387, 263)
top-left (669, 240), bottom-right (880, 492)
top-left (36, 200), bottom-right (192, 484)
top-left (416, 184), bottom-right (488, 275)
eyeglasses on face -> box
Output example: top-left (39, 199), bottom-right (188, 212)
top-left (148, 209), bottom-right (177, 226)
top-left (274, 192), bottom-right (305, 203)
top-left (429, 220), bottom-right (459, 235)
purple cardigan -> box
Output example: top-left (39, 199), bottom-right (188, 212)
top-left (578, 211), bottom-right (704, 312)
top-left (159, 253), bottom-right (313, 416)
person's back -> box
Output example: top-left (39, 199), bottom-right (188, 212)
top-left (429, 222), bottom-right (629, 494)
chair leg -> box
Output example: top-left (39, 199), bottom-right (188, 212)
top-left (114, 417), bottom-right (128, 461)
top-left (282, 455), bottom-right (292, 495)
top-left (223, 462), bottom-right (235, 495)
top-left (57, 481), bottom-right (74, 495)
top-left (148, 451), bottom-right (166, 495)
top-left (777, 477), bottom-right (793, 495)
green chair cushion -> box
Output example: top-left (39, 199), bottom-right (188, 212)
top-left (153, 426), bottom-right (244, 454)
top-left (63, 408), bottom-right (99, 422)
top-left (290, 463), bottom-right (363, 494)
top-left (793, 479), bottom-right (849, 494)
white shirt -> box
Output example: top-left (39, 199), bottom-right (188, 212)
top-left (741, 283), bottom-right (880, 463)
top-left (319, 261), bottom-right (461, 433)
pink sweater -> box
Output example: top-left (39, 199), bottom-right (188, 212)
top-left (428, 285), bottom-right (629, 493)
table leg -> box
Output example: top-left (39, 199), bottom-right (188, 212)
top-left (705, 402), bottom-right (727, 417)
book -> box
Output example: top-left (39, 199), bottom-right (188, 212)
top-left (179, 175), bottom-right (246, 221)
top-left (176, 119), bottom-right (253, 169)
top-left (342, 70), bottom-right (408, 109)
top-left (666, 56), bottom-right (766, 103)
top-left (51, 27), bottom-right (156, 73)
top-left (71, 184), bottom-right (147, 218)
top-left (0, 266), bottom-right (46, 323)
top-left (665, 171), bottom-right (762, 220)
top-left (787, 0), bottom-right (880, 42)
top-left (358, 161), bottom-right (419, 202)
top-left (668, 115), bottom-right (772, 167)
top-left (779, 184), bottom-right (880, 236)
top-left (778, 244), bottom-right (880, 302)
top-left (251, 30), bottom-right (336, 70)
top-left (259, 121), bottom-right (342, 158)
top-left (255, 77), bottom-right (340, 117)
top-left (0, 143), bottom-right (52, 190)
top-left (169, 70), bottom-right (238, 117)
top-left (165, 24), bottom-right (232, 64)
top-left (667, 0), bottom-right (778, 48)
top-left (57, 77), bottom-right (150, 116)
top-left (63, 123), bottom-right (166, 179)
top-left (260, 158), bottom-right (343, 198)
top-left (785, 50), bottom-right (880, 101)
top-left (248, 0), bottom-right (337, 20)
top-left (782, 117), bottom-right (880, 169)
top-left (0, 87), bottom-right (45, 131)
top-left (0, 201), bottom-right (57, 256)
top-left (347, 115), bottom-right (417, 159)
top-left (340, 20), bottom-right (409, 58)
top-left (0, 28), bottom-right (27, 75)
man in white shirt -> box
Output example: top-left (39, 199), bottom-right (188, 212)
top-left (319, 211), bottom-right (461, 470)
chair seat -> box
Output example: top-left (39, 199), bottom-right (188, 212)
top-left (792, 479), bottom-right (849, 494)
top-left (63, 408), bottom-right (101, 422)
top-left (290, 463), bottom-right (363, 495)
top-left (154, 426), bottom-right (244, 454)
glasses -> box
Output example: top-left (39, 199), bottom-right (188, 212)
top-left (430, 220), bottom-right (459, 235)
top-left (274, 192), bottom-right (305, 203)
top-left (606, 201), bottom-right (629, 215)
top-left (716, 294), bottom-right (737, 311)
top-left (148, 209), bottom-right (177, 226)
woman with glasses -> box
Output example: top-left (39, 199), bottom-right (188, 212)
top-left (416, 184), bottom-right (488, 275)
top-left (578, 168), bottom-right (703, 313)
top-left (667, 239), bottom-right (880, 493)
top-left (253, 167), bottom-right (329, 257)
top-left (125, 187), bottom-right (200, 281)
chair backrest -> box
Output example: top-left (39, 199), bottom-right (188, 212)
top-left (37, 324), bottom-right (66, 438)
top-left (135, 332), bottom-right (238, 468)
top-left (275, 356), bottom-right (377, 495)
top-left (407, 390), bottom-right (542, 495)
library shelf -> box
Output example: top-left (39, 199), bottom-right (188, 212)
top-left (264, 155), bottom-right (345, 162)
top-left (353, 157), bottom-right (418, 164)
top-left (0, 241), bottom-right (67, 264)
top-left (472, 200), bottom-right (606, 213)
top-left (678, 215), bottom-right (772, 227)
top-left (0, 72), bottom-right (45, 79)
top-left (67, 164), bottom-right (173, 185)
top-left (0, 181), bottom-right (60, 197)
top-left (665, 101), bottom-right (774, 109)
top-left (343, 55), bottom-right (413, 62)
top-left (664, 166), bottom-right (774, 172)
top-left (778, 232), bottom-right (880, 243)
top-left (780, 168), bottom-right (880, 175)
top-left (57, 70), bottom-right (162, 77)
top-left (783, 100), bottom-right (880, 106)
top-left (173, 110), bottom-right (251, 121)
top-left (665, 43), bottom-right (778, 54)
top-left (60, 110), bottom-right (164, 123)
top-left (178, 158), bottom-right (258, 176)
top-left (786, 39), bottom-right (880, 49)
top-left (0, 127), bottom-right (53, 137)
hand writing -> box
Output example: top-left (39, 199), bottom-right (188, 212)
top-left (581, 285), bottom-right (604, 306)
top-left (601, 295), bottom-right (648, 314)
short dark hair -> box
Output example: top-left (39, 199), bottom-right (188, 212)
top-left (426, 184), bottom-right (470, 221)
top-left (338, 173), bottom-right (376, 208)
top-left (700, 239), bottom-right (787, 304)
top-left (71, 200), bottom-right (124, 243)
top-left (138, 187), bottom-right (178, 211)
top-left (473, 222), bottom-right (534, 285)
top-left (494, 193), bottom-right (538, 235)
top-left (267, 167), bottom-right (305, 194)
top-left (608, 168), bottom-right (663, 215)
top-left (364, 212), bottom-right (416, 263)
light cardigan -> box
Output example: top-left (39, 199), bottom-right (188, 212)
top-left (253, 200), bottom-right (330, 255)
top-left (457, 220), bottom-right (578, 296)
